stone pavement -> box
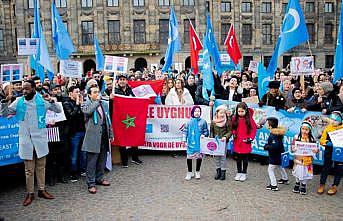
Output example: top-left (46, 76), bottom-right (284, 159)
top-left (0, 153), bottom-right (342, 221)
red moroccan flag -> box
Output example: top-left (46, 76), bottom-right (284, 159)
top-left (128, 80), bottom-right (164, 103)
top-left (112, 95), bottom-right (150, 146)
top-left (189, 22), bottom-right (203, 74)
top-left (224, 24), bottom-right (242, 65)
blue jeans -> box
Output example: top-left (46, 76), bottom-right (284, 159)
top-left (70, 132), bottom-right (85, 173)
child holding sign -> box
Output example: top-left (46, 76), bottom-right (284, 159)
top-left (317, 111), bottom-right (343, 195)
top-left (291, 121), bottom-right (319, 195)
top-left (182, 106), bottom-right (209, 180)
top-left (210, 105), bottom-right (232, 181)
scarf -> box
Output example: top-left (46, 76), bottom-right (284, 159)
top-left (93, 101), bottom-right (112, 127)
top-left (186, 118), bottom-right (201, 155)
top-left (213, 115), bottom-right (227, 127)
top-left (16, 92), bottom-right (46, 129)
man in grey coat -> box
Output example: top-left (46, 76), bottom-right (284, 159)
top-left (81, 86), bottom-right (113, 194)
top-left (0, 80), bottom-right (61, 206)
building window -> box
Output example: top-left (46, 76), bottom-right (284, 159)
top-left (221, 23), bottom-right (231, 44)
top-left (29, 22), bottom-right (34, 37)
top-left (81, 0), bottom-right (92, 8)
top-left (242, 24), bottom-right (252, 44)
top-left (183, 0), bottom-right (194, 6)
top-left (159, 19), bottom-right (169, 44)
top-left (242, 2), bottom-right (252, 12)
top-left (307, 23), bottom-right (315, 44)
top-left (28, 0), bottom-right (39, 9)
top-left (133, 0), bottom-right (144, 6)
top-left (325, 23), bottom-right (333, 44)
top-left (324, 2), bottom-right (333, 13)
top-left (108, 20), bottom-right (120, 44)
top-left (262, 24), bottom-right (272, 45)
top-left (221, 1), bottom-right (231, 12)
top-left (158, 0), bottom-right (169, 6)
top-left (325, 55), bottom-right (334, 68)
top-left (134, 20), bottom-right (145, 43)
top-left (55, 0), bottom-right (67, 7)
top-left (243, 56), bottom-right (253, 68)
top-left (107, 0), bottom-right (119, 6)
top-left (0, 29), bottom-right (4, 52)
top-left (261, 2), bottom-right (271, 13)
top-left (184, 19), bottom-right (195, 43)
top-left (305, 2), bottom-right (315, 13)
top-left (82, 21), bottom-right (93, 45)
top-left (282, 3), bottom-right (288, 14)
top-left (264, 56), bottom-right (271, 68)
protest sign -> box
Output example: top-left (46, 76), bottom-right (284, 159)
top-left (132, 85), bottom-right (157, 98)
top-left (328, 128), bottom-right (343, 147)
top-left (200, 137), bottom-right (226, 156)
top-left (0, 64), bottom-right (23, 83)
top-left (248, 60), bottom-right (258, 73)
top-left (104, 55), bottom-right (128, 73)
top-left (60, 60), bottom-right (82, 78)
top-left (242, 96), bottom-right (259, 105)
top-left (294, 141), bottom-right (317, 156)
top-left (332, 146), bottom-right (343, 162)
top-left (290, 56), bottom-right (314, 75)
top-left (45, 102), bottom-right (66, 124)
top-left (17, 38), bottom-right (39, 56)
top-left (174, 63), bottom-right (183, 73)
top-left (150, 63), bottom-right (158, 73)
top-left (0, 117), bottom-right (22, 166)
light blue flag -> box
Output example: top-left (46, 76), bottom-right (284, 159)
top-left (258, 62), bottom-right (271, 100)
top-left (334, 0), bottom-right (343, 83)
top-left (278, 0), bottom-right (309, 56)
top-left (51, 2), bottom-right (75, 60)
top-left (266, 37), bottom-right (281, 76)
top-left (162, 7), bottom-right (181, 72)
top-left (201, 37), bottom-right (214, 101)
top-left (30, 0), bottom-right (54, 81)
top-left (94, 34), bottom-right (104, 71)
top-left (205, 15), bottom-right (221, 69)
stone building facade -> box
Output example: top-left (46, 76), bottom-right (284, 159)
top-left (0, 0), bottom-right (341, 74)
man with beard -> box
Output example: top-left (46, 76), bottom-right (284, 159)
top-left (0, 80), bottom-right (61, 206)
top-left (32, 76), bottom-right (49, 94)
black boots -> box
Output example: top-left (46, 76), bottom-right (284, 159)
top-left (220, 170), bottom-right (226, 180)
top-left (292, 182), bottom-right (300, 193)
top-left (214, 168), bottom-right (221, 180)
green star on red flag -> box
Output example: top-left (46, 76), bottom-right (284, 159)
top-left (122, 114), bottom-right (136, 128)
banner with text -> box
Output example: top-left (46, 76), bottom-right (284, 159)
top-left (0, 117), bottom-right (22, 166)
top-left (60, 60), bottom-right (82, 78)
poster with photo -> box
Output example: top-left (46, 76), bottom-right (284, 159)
top-left (0, 64), bottom-right (23, 83)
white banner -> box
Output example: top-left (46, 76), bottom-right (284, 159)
top-left (295, 141), bottom-right (317, 156)
top-left (104, 55), bottom-right (128, 73)
top-left (60, 60), bottom-right (82, 78)
top-left (45, 102), bottom-right (67, 124)
top-left (328, 128), bottom-right (343, 147)
top-left (0, 64), bottom-right (23, 83)
top-left (17, 38), bottom-right (39, 56)
top-left (200, 137), bottom-right (226, 156)
top-left (248, 60), bottom-right (258, 73)
top-left (139, 105), bottom-right (211, 151)
top-left (290, 56), bottom-right (314, 75)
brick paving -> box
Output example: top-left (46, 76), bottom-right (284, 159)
top-left (0, 153), bottom-right (342, 221)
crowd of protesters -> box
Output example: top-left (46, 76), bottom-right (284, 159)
top-left (1, 65), bottom-right (343, 206)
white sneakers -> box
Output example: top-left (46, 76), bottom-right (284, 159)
top-left (234, 173), bottom-right (247, 182)
top-left (185, 172), bottom-right (201, 180)
top-left (184, 172), bottom-right (194, 180)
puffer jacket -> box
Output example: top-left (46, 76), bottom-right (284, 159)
top-left (264, 127), bottom-right (286, 165)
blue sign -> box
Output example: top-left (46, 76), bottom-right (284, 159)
top-left (332, 146), bottom-right (343, 162)
top-left (281, 152), bottom-right (290, 168)
top-left (0, 117), bottom-right (22, 166)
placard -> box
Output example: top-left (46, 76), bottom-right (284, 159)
top-left (248, 60), bottom-right (258, 73)
top-left (290, 56), bottom-right (314, 75)
top-left (174, 63), bottom-right (183, 73)
top-left (200, 137), bottom-right (226, 156)
top-left (328, 128), bottom-right (343, 147)
top-left (294, 141), bottom-right (317, 156)
top-left (104, 55), bottom-right (128, 73)
top-left (242, 96), bottom-right (259, 104)
top-left (0, 64), bottom-right (23, 83)
top-left (60, 60), bottom-right (82, 78)
top-left (45, 102), bottom-right (67, 124)
top-left (17, 38), bottom-right (39, 56)
top-left (132, 85), bottom-right (157, 98)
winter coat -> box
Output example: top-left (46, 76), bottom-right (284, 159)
top-left (81, 98), bottom-right (113, 153)
top-left (0, 94), bottom-right (61, 160)
top-left (182, 118), bottom-right (209, 155)
top-left (209, 120), bottom-right (232, 142)
top-left (260, 92), bottom-right (286, 110)
top-left (213, 74), bottom-right (242, 101)
top-left (328, 94), bottom-right (343, 114)
top-left (62, 97), bottom-right (86, 135)
top-left (185, 83), bottom-right (197, 102)
top-left (232, 108), bottom-right (257, 154)
top-left (165, 87), bottom-right (194, 105)
top-left (264, 127), bottom-right (286, 165)
top-left (320, 123), bottom-right (343, 159)
top-left (285, 98), bottom-right (307, 110)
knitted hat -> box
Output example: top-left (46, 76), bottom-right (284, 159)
top-left (215, 104), bottom-right (228, 113)
top-left (2, 82), bottom-right (11, 90)
top-left (319, 82), bottom-right (333, 95)
top-left (191, 105), bottom-right (202, 118)
top-left (329, 111), bottom-right (343, 123)
top-left (301, 121), bottom-right (313, 130)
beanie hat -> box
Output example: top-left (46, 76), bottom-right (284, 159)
top-left (301, 121), bottom-right (313, 130)
top-left (191, 105), bottom-right (202, 118)
top-left (215, 104), bottom-right (228, 113)
top-left (329, 111), bottom-right (343, 123)
top-left (319, 82), bottom-right (333, 95)
top-left (2, 82), bottom-right (11, 90)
